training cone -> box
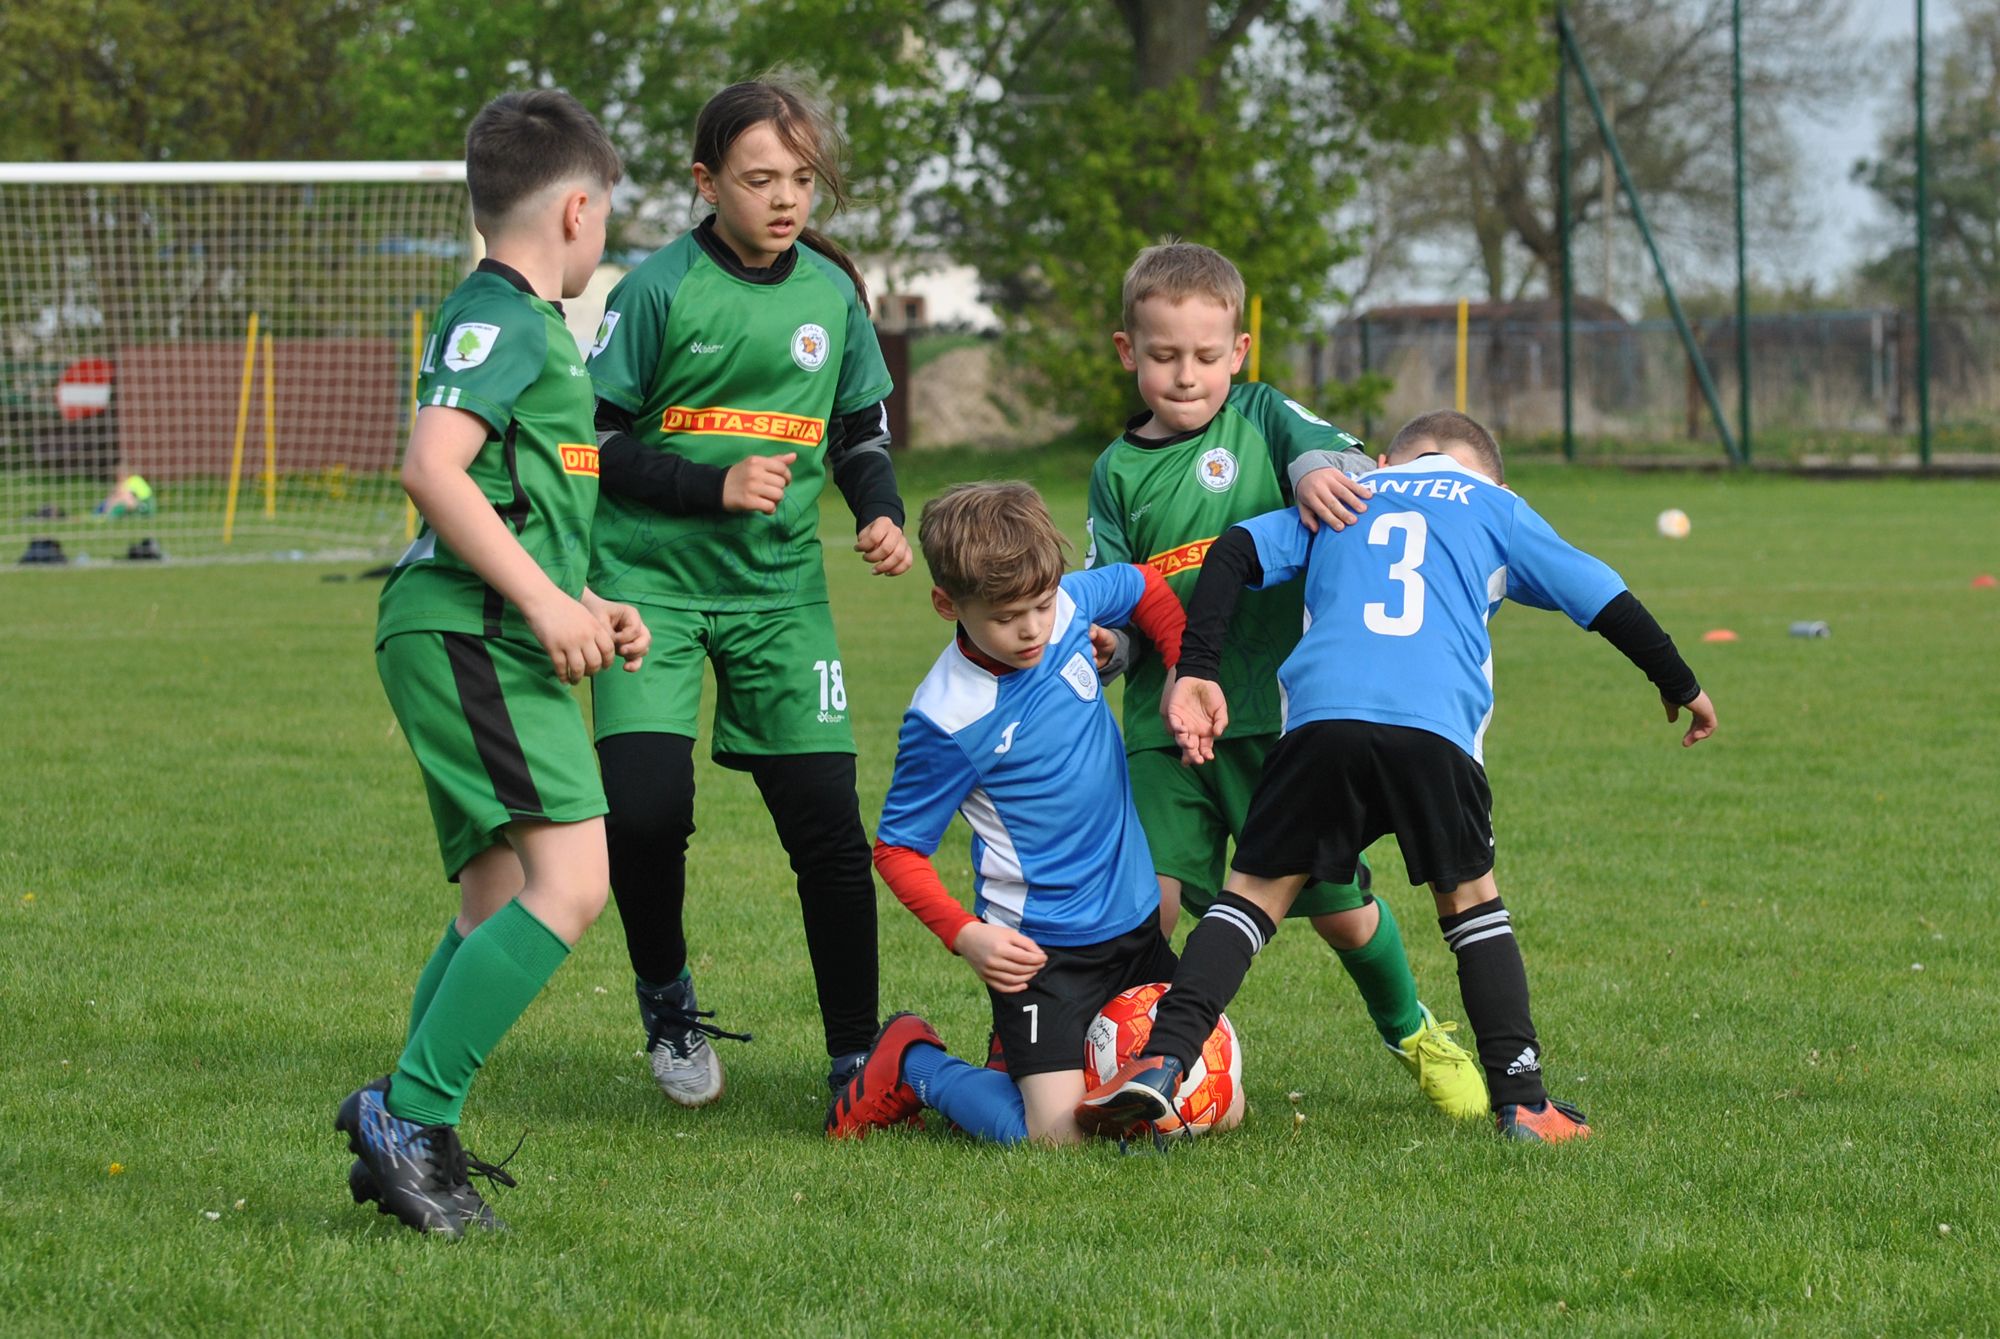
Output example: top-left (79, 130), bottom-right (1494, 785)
top-left (1701, 628), bottom-right (1739, 643)
top-left (1972, 574), bottom-right (1997, 589)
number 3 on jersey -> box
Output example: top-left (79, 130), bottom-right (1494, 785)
top-left (813, 659), bottom-right (848, 713)
top-left (1363, 512), bottom-right (1428, 636)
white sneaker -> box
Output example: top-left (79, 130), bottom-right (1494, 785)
top-left (635, 974), bottom-right (747, 1108)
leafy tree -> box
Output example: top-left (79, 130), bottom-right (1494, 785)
top-left (919, 1), bottom-right (1554, 429)
top-left (1854, 1), bottom-right (2000, 305)
top-left (0, 0), bottom-right (370, 160)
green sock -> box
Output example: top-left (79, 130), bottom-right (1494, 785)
top-left (1333, 893), bottom-right (1424, 1046)
top-left (388, 899), bottom-right (569, 1126)
top-left (405, 918), bottom-right (466, 1047)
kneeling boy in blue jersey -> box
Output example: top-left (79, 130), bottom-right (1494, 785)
top-left (827, 482), bottom-right (1192, 1144)
top-left (1078, 411), bottom-right (1718, 1142)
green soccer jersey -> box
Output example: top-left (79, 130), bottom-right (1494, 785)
top-left (1085, 381), bottom-right (1370, 752)
top-left (584, 225), bottom-right (894, 612)
top-left (377, 262), bottom-right (601, 645)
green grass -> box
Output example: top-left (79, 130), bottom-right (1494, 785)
top-left (3, 457), bottom-right (1998, 1335)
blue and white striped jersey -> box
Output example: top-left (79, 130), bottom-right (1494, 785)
top-left (875, 566), bottom-right (1160, 947)
top-left (1235, 455), bottom-right (1629, 763)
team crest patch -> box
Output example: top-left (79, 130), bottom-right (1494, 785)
top-left (791, 323), bottom-right (831, 371)
top-left (1196, 446), bottom-right (1238, 493)
top-left (1283, 398), bottom-right (1331, 427)
top-left (588, 310), bottom-right (620, 358)
top-left (1060, 651), bottom-right (1099, 702)
top-left (443, 322), bottom-right (501, 371)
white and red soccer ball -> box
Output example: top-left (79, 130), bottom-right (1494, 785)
top-left (1083, 982), bottom-right (1244, 1137)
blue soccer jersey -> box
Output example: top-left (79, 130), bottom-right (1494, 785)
top-left (1235, 454), bottom-right (1629, 763)
top-left (875, 567), bottom-right (1161, 947)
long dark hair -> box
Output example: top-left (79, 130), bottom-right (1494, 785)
top-left (693, 74), bottom-right (869, 312)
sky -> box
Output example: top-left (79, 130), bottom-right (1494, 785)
top-left (1794, 0), bottom-right (1959, 287)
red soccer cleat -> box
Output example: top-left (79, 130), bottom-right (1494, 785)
top-left (825, 1013), bottom-right (945, 1139)
top-left (1495, 1097), bottom-right (1593, 1143)
top-left (1074, 1054), bottom-right (1182, 1139)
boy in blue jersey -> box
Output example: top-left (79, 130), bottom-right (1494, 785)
top-left (1078, 411), bottom-right (1718, 1142)
top-left (827, 482), bottom-right (1199, 1145)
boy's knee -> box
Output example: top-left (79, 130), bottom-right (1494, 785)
top-left (1311, 900), bottom-right (1379, 951)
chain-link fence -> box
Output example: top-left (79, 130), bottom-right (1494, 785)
top-left (1316, 305), bottom-right (2000, 459)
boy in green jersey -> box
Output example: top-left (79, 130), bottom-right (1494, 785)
top-left (337, 91), bottom-right (652, 1237)
top-left (1084, 242), bottom-right (1485, 1119)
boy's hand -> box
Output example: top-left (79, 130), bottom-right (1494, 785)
top-left (1666, 690), bottom-right (1717, 747)
top-left (583, 590), bottom-right (651, 673)
top-left (952, 921), bottom-right (1047, 993)
top-left (855, 517), bottom-right (913, 576)
top-left (721, 452), bottom-right (794, 514)
top-left (1164, 672), bottom-right (1228, 765)
top-left (1296, 466), bottom-right (1372, 534)
top-left (525, 592), bottom-right (616, 684)
top-left (1089, 624), bottom-right (1118, 672)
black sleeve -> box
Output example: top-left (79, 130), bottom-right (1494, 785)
top-left (824, 400), bottom-right (904, 531)
top-left (1588, 590), bottom-right (1702, 705)
top-left (1176, 526), bottom-right (1264, 683)
top-left (594, 398), bottom-right (728, 515)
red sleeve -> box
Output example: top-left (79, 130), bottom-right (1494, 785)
top-left (1129, 562), bottom-right (1186, 668)
top-left (873, 840), bottom-right (978, 951)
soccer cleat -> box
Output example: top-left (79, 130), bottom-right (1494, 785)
top-left (827, 1050), bottom-right (868, 1094)
top-left (345, 1075), bottom-right (392, 1205)
top-left (825, 1012), bottom-right (944, 1139)
top-left (1390, 1004), bottom-right (1489, 1121)
top-left (335, 1084), bottom-right (516, 1238)
top-left (1495, 1097), bottom-right (1593, 1143)
top-left (983, 1029), bottom-right (1008, 1074)
top-left (1075, 1054), bottom-right (1183, 1139)
top-left (637, 974), bottom-right (751, 1109)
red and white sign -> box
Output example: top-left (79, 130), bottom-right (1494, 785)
top-left (56, 358), bottom-right (114, 420)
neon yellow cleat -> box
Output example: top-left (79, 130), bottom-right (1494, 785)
top-left (1391, 1004), bottom-right (1489, 1120)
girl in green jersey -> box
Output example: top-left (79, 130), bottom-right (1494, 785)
top-left (584, 77), bottom-right (909, 1107)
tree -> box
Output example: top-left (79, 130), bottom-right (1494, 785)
top-left (0, 0), bottom-right (372, 161)
top-left (1853, 1), bottom-right (2000, 306)
top-left (918, 1), bottom-right (1554, 429)
top-left (1403, 0), bottom-right (1859, 306)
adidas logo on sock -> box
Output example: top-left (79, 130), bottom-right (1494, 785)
top-left (1506, 1046), bottom-right (1540, 1076)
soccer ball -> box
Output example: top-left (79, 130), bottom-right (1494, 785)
top-left (1656, 507), bottom-right (1692, 539)
top-left (1082, 982), bottom-right (1244, 1137)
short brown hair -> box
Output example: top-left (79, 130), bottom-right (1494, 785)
top-left (918, 482), bottom-right (1069, 604)
top-left (1121, 242), bottom-right (1246, 333)
top-left (1387, 410), bottom-right (1505, 484)
top-left (466, 90), bottom-right (622, 227)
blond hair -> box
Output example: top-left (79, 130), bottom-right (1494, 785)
top-left (1387, 410), bottom-right (1505, 484)
top-left (1121, 241), bottom-right (1246, 332)
top-left (918, 482), bottom-right (1069, 604)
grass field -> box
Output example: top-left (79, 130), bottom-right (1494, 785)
top-left (3, 454), bottom-right (1997, 1335)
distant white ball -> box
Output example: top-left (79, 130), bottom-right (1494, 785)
top-left (1656, 508), bottom-right (1691, 539)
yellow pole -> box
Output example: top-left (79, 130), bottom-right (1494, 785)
top-left (1455, 298), bottom-right (1469, 412)
top-left (405, 308), bottom-right (423, 541)
top-left (261, 332), bottom-right (277, 519)
top-left (1247, 294), bottom-right (1263, 383)
top-left (222, 311), bottom-right (259, 545)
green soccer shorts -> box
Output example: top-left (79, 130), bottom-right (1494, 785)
top-left (1127, 736), bottom-right (1371, 920)
top-left (377, 631), bottom-right (608, 880)
top-left (589, 602), bottom-right (858, 760)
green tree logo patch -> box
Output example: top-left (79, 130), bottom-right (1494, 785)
top-left (443, 322), bottom-right (501, 371)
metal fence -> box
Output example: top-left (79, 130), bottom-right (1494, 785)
top-left (1316, 309), bottom-right (2000, 457)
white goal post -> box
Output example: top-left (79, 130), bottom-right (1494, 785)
top-left (0, 162), bottom-right (472, 566)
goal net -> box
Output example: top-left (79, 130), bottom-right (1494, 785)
top-left (0, 162), bottom-right (471, 566)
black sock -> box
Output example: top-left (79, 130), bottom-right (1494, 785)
top-left (1144, 892), bottom-right (1276, 1073)
top-left (746, 753), bottom-right (880, 1057)
top-left (1439, 898), bottom-right (1547, 1109)
top-left (598, 732), bottom-right (696, 985)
